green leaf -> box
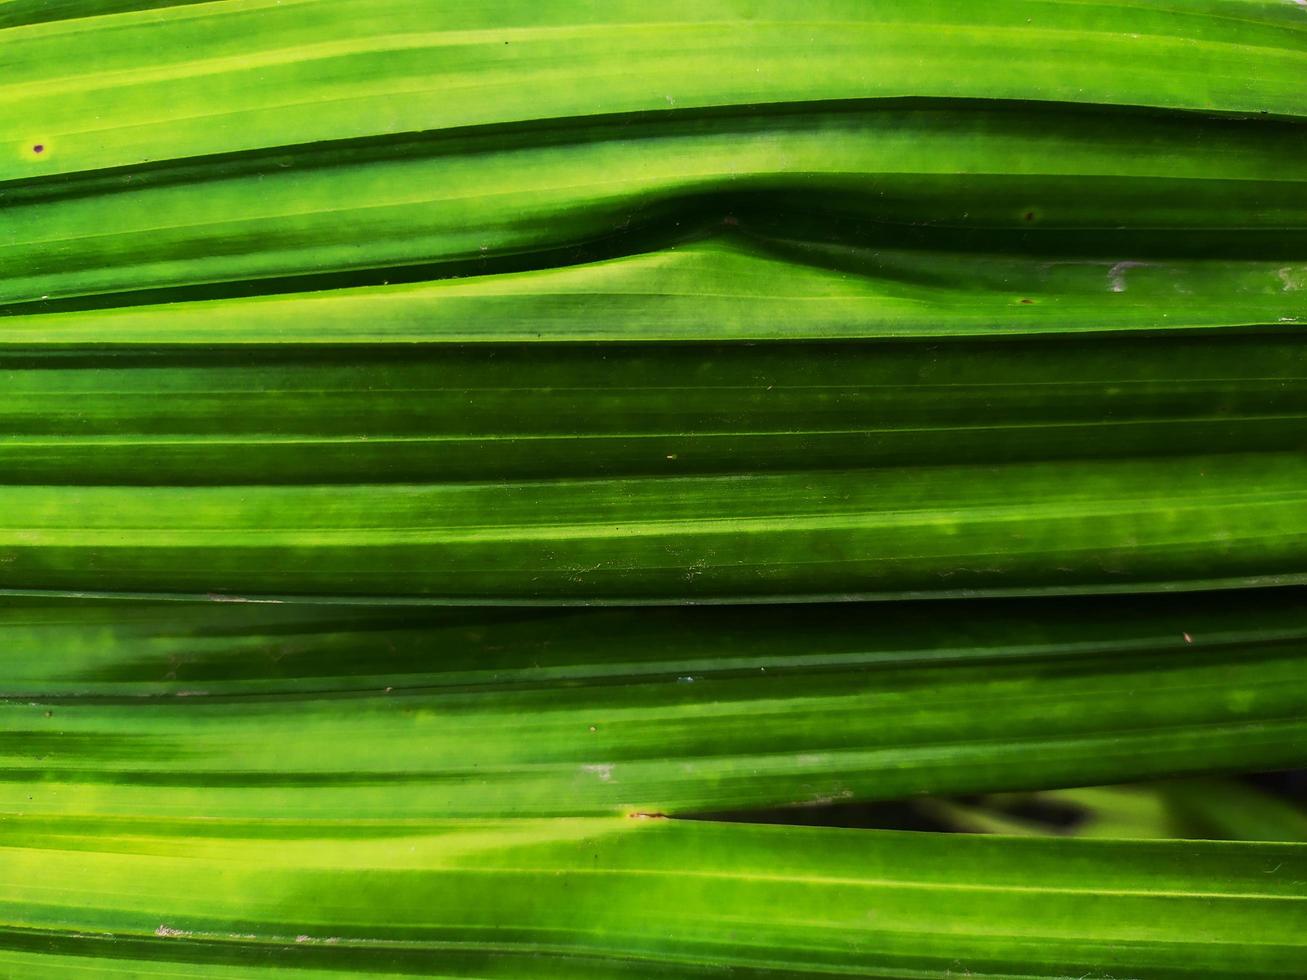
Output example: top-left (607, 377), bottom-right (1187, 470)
top-left (3, 5), bottom-right (1306, 976)
top-left (4, 238), bottom-right (1303, 340)
top-left (1, 451), bottom-right (1306, 600)
top-left (5, 105), bottom-right (1304, 309)
top-left (3, 287), bottom-right (1306, 485)
top-left (4, 1), bottom-right (1305, 309)
top-left (2, 2), bottom-right (1304, 603)
top-left (3, 591), bottom-right (1305, 818)
top-left (6, 0), bottom-right (1305, 179)
top-left (0, 815), bottom-right (1303, 978)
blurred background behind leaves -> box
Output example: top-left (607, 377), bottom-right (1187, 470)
top-left (707, 772), bottom-right (1307, 841)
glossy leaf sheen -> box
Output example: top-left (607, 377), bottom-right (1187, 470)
top-left (5, 326), bottom-right (1307, 485)
top-left (2, 451), bottom-right (1307, 600)
top-left (0, 3), bottom-right (1304, 602)
top-left (2, 3), bottom-right (1307, 975)
top-left (3, 592), bottom-right (1306, 818)
top-left (2, 239), bottom-right (1304, 340)
top-left (0, 816), bottom-right (1303, 978)
top-left (6, 0), bottom-right (1306, 181)
top-left (4, 105), bottom-right (1306, 307)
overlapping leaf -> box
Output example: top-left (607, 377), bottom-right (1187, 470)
top-left (1, 816), bottom-right (1303, 978)
top-left (3, 591), bottom-right (1305, 818)
top-left (1, 2), bottom-right (1304, 602)
top-left (3, 2), bottom-right (1307, 976)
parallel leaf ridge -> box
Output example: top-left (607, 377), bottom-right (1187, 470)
top-left (1, 2), bottom-right (1305, 977)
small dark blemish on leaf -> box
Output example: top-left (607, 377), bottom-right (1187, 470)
top-left (1019, 298), bottom-right (1034, 305)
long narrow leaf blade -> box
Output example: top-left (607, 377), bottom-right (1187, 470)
top-left (4, 591), bottom-right (1306, 818)
top-left (7, 0), bottom-right (1305, 182)
top-left (5, 105), bottom-right (1304, 308)
top-left (3, 297), bottom-right (1306, 484)
top-left (1, 816), bottom-right (1303, 978)
top-left (2, 452), bottom-right (1306, 600)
